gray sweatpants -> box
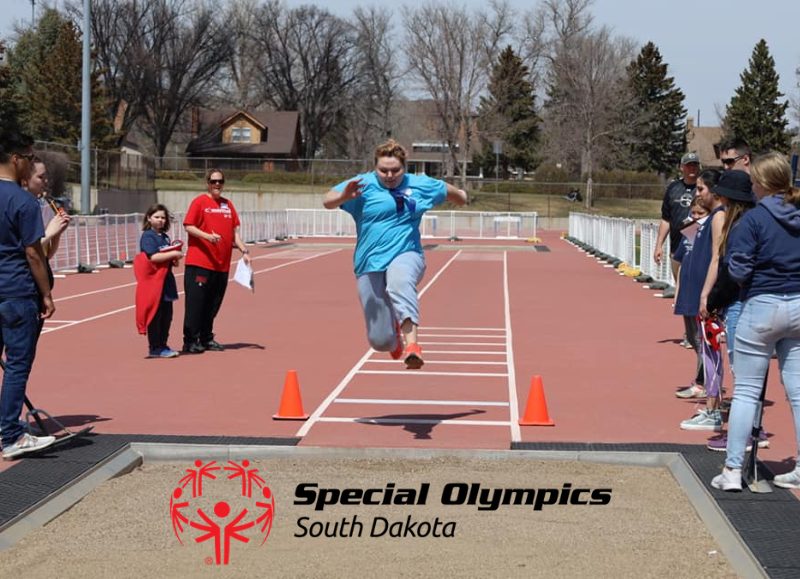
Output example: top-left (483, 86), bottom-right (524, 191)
top-left (356, 251), bottom-right (426, 351)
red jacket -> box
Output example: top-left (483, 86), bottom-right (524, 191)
top-left (134, 253), bottom-right (169, 334)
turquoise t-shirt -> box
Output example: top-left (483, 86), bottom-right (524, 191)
top-left (337, 172), bottom-right (447, 275)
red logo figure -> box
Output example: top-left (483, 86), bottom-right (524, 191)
top-left (179, 459), bottom-right (220, 498)
top-left (168, 459), bottom-right (275, 565)
top-left (190, 501), bottom-right (255, 565)
top-left (224, 459), bottom-right (265, 498)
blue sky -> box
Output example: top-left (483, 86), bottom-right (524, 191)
top-left (2, 0), bottom-right (798, 128)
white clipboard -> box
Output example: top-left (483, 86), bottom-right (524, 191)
top-left (233, 258), bottom-right (254, 292)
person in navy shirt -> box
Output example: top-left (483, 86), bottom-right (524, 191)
top-left (323, 140), bottom-right (468, 369)
top-left (0, 131), bottom-right (56, 459)
top-left (139, 204), bottom-right (182, 358)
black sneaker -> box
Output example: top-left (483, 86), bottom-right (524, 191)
top-left (203, 340), bottom-right (224, 352)
top-left (182, 342), bottom-right (206, 354)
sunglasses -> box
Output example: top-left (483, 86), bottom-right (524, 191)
top-left (208, 179), bottom-right (225, 185)
top-left (721, 155), bottom-right (743, 166)
top-left (15, 152), bottom-right (35, 162)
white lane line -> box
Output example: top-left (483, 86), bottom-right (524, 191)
top-left (317, 417), bottom-right (511, 427)
top-left (295, 250), bottom-right (463, 437)
top-left (358, 370), bottom-right (508, 377)
top-left (423, 350), bottom-right (507, 355)
top-left (334, 398), bottom-right (509, 407)
top-left (418, 341), bottom-right (508, 346)
top-left (41, 250), bottom-right (340, 334)
top-left (53, 247), bottom-right (334, 303)
top-left (504, 252), bottom-right (521, 442)
top-left (423, 326), bottom-right (504, 331)
top-left (417, 333), bottom-right (506, 339)
top-left (363, 359), bottom-right (507, 365)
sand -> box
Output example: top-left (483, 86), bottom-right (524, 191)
top-left (0, 457), bottom-right (736, 578)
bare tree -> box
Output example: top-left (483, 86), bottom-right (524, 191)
top-left (72, 0), bottom-right (228, 158)
top-left (69, 0), bottom-right (154, 138)
top-left (341, 6), bottom-right (403, 161)
top-left (404, 1), bottom-right (512, 186)
top-left (535, 0), bottom-right (634, 207)
top-left (252, 2), bottom-right (359, 159)
top-left (214, 0), bottom-right (263, 109)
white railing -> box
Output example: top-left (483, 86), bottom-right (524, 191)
top-left (285, 209), bottom-right (538, 240)
top-left (568, 213), bottom-right (637, 267)
top-left (49, 210), bottom-right (289, 272)
top-left (568, 212), bottom-right (673, 286)
top-left (638, 221), bottom-right (673, 285)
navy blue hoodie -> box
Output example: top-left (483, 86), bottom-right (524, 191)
top-left (726, 193), bottom-right (800, 299)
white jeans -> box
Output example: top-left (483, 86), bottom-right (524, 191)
top-left (356, 251), bottom-right (425, 351)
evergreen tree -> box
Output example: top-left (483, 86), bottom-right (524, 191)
top-left (624, 42), bottom-right (686, 174)
top-left (474, 46), bottom-right (540, 178)
top-left (724, 39), bottom-right (790, 153)
top-left (8, 9), bottom-right (114, 148)
top-left (0, 41), bottom-right (24, 136)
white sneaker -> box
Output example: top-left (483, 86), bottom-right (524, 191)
top-left (711, 467), bottom-right (742, 491)
top-left (773, 468), bottom-right (800, 489)
top-left (2, 433), bottom-right (56, 460)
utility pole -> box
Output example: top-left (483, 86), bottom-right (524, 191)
top-left (80, 0), bottom-right (91, 215)
top-left (29, 0), bottom-right (36, 26)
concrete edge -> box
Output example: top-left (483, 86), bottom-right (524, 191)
top-left (665, 453), bottom-right (767, 579)
top-left (0, 447), bottom-right (142, 551)
top-left (0, 443), bottom-right (767, 578)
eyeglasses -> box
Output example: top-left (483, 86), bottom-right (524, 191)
top-left (14, 152), bottom-right (35, 162)
top-left (208, 179), bottom-right (225, 185)
top-left (721, 155), bottom-right (743, 166)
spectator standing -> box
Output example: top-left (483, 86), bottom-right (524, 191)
top-left (182, 169), bottom-right (250, 354)
top-left (674, 170), bottom-right (721, 410)
top-left (0, 131), bottom-right (56, 459)
top-left (655, 152), bottom-right (701, 279)
top-left (712, 152), bottom-right (800, 491)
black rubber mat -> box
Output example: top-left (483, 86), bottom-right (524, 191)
top-left (512, 442), bottom-right (800, 577)
top-left (0, 433), bottom-right (299, 529)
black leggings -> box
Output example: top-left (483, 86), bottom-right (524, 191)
top-left (147, 300), bottom-right (174, 351)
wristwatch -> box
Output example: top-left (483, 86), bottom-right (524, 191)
top-left (241, 249), bottom-right (250, 254)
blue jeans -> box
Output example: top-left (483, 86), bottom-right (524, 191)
top-left (723, 300), bottom-right (743, 367)
top-left (726, 294), bottom-right (800, 469)
top-left (356, 251), bottom-right (426, 351)
top-left (0, 297), bottom-right (41, 447)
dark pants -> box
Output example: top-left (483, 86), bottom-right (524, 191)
top-left (684, 315), bottom-right (704, 385)
top-left (0, 297), bottom-right (40, 447)
top-left (148, 300), bottom-right (173, 352)
top-left (183, 265), bottom-right (228, 347)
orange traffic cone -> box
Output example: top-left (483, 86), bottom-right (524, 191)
top-left (272, 370), bottom-right (309, 420)
top-left (519, 375), bottom-right (555, 426)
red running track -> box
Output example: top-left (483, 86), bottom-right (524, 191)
top-left (4, 231), bottom-right (799, 476)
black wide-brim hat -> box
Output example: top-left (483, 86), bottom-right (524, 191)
top-left (712, 170), bottom-right (756, 203)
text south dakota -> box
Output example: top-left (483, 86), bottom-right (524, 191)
top-left (295, 515), bottom-right (456, 538)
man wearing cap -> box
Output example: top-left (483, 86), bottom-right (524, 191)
top-left (654, 152), bottom-right (701, 278)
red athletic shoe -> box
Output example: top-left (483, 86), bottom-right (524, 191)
top-left (403, 343), bottom-right (424, 370)
top-left (390, 321), bottom-right (404, 360)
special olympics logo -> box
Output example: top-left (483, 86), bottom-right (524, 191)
top-left (168, 459), bottom-right (275, 565)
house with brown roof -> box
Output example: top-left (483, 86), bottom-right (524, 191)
top-left (686, 117), bottom-right (724, 168)
top-left (186, 109), bottom-right (302, 171)
top-left (391, 99), bottom-right (480, 177)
